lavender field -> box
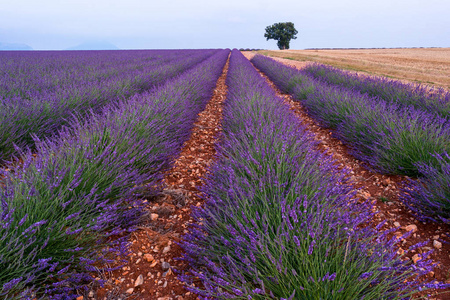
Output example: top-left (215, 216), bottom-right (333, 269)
top-left (0, 49), bottom-right (228, 299)
top-left (1, 49), bottom-right (450, 299)
top-left (251, 55), bottom-right (450, 227)
top-left (0, 50), bottom-right (217, 162)
top-left (179, 50), bottom-right (449, 299)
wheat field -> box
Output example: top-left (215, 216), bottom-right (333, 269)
top-left (258, 48), bottom-right (450, 88)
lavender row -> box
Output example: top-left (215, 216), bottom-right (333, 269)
top-left (0, 50), bottom-right (217, 162)
top-left (0, 49), bottom-right (229, 299)
top-left (0, 50), bottom-right (204, 100)
top-left (252, 54), bottom-right (450, 224)
top-left (302, 63), bottom-right (450, 118)
top-left (180, 49), bottom-right (444, 299)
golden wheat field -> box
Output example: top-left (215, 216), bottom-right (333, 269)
top-left (258, 48), bottom-right (450, 88)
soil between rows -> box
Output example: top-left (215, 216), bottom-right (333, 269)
top-left (91, 56), bottom-right (229, 299)
top-left (90, 52), bottom-right (449, 299)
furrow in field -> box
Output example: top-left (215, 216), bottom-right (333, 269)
top-left (95, 54), bottom-right (230, 300)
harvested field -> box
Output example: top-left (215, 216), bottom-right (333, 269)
top-left (256, 48), bottom-right (450, 88)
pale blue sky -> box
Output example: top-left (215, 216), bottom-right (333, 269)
top-left (0, 0), bottom-right (449, 50)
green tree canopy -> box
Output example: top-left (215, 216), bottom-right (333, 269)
top-left (264, 22), bottom-right (298, 50)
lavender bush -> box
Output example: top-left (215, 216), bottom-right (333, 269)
top-left (180, 50), bottom-right (445, 299)
top-left (303, 63), bottom-right (450, 118)
top-left (337, 102), bottom-right (450, 176)
top-left (400, 152), bottom-right (450, 224)
top-left (0, 50), bottom-right (218, 162)
top-left (0, 49), bottom-right (229, 299)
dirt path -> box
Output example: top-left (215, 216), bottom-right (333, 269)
top-left (91, 56), bottom-right (229, 300)
top-left (243, 53), bottom-right (450, 300)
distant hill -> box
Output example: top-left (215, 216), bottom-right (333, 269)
top-left (66, 41), bottom-right (119, 50)
top-left (0, 42), bottom-right (33, 50)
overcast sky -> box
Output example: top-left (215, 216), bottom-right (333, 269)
top-left (1, 0), bottom-right (449, 50)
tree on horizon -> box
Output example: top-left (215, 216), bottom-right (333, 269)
top-left (264, 22), bottom-right (298, 50)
